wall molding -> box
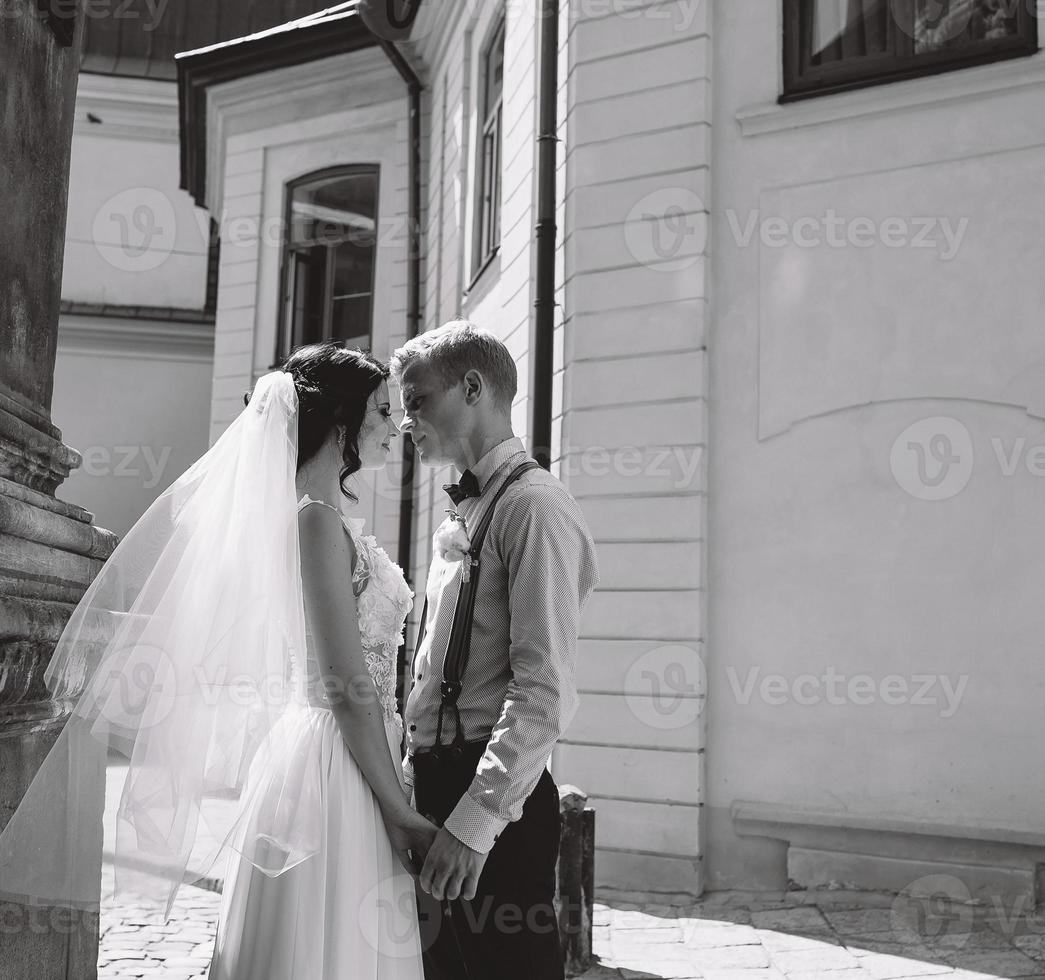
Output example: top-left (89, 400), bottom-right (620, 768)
top-left (58, 312), bottom-right (214, 363)
top-left (733, 799), bottom-right (1045, 905)
top-left (74, 72), bottom-right (180, 143)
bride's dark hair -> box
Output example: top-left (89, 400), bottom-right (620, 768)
top-left (244, 341), bottom-right (389, 501)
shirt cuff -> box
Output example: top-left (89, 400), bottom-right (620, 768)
top-left (444, 793), bottom-right (510, 854)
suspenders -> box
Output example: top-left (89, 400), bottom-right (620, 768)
top-left (411, 459), bottom-right (540, 762)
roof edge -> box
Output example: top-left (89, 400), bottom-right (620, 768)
top-left (177, 4), bottom-right (377, 209)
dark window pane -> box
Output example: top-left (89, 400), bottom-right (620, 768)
top-left (484, 20), bottom-right (505, 118)
top-left (289, 171), bottom-right (378, 248)
top-left (475, 19), bottom-right (506, 275)
top-left (291, 249), bottom-right (327, 346)
top-left (281, 167), bottom-right (379, 357)
top-left (810, 0), bottom-right (890, 64)
top-left (331, 296), bottom-right (372, 348)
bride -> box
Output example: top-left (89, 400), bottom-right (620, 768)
top-left (0, 341), bottom-right (433, 978)
top-left (208, 342), bottom-right (434, 977)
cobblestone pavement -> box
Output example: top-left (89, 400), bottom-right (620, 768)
top-left (99, 871), bottom-right (1045, 979)
top-left (579, 890), bottom-right (1045, 980)
top-left (99, 865), bottom-right (219, 980)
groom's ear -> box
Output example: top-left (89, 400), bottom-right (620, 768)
top-left (462, 369), bottom-right (483, 405)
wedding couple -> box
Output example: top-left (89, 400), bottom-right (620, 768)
top-left (210, 320), bottom-right (598, 979)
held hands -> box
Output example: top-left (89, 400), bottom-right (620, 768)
top-left (385, 807), bottom-right (438, 877)
top-left (419, 826), bottom-right (489, 902)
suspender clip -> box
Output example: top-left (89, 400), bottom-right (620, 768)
top-left (440, 679), bottom-right (463, 703)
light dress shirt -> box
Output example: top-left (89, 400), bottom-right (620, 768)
top-left (403, 437), bottom-right (599, 853)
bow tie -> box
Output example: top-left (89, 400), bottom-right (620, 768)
top-left (443, 469), bottom-right (480, 506)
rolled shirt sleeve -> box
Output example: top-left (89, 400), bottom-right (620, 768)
top-left (443, 483), bottom-right (599, 853)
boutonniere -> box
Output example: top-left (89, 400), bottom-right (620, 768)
top-left (433, 511), bottom-right (473, 581)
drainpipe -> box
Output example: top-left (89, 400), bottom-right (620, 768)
top-left (367, 36), bottom-right (423, 584)
top-left (368, 33), bottom-right (423, 709)
top-left (532, 0), bottom-right (559, 472)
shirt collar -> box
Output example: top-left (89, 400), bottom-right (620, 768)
top-left (470, 436), bottom-right (526, 493)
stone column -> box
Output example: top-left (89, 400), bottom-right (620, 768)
top-left (0, 6), bottom-right (118, 978)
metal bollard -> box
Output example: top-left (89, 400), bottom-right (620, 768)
top-left (554, 785), bottom-right (595, 977)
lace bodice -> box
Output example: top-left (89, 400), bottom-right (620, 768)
top-left (296, 496), bottom-right (414, 736)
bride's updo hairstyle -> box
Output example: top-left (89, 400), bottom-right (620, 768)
top-left (244, 340), bottom-right (389, 501)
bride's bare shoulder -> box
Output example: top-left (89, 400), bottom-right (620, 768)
top-left (298, 500), bottom-right (357, 574)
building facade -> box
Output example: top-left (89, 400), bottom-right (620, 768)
top-left (170, 0), bottom-right (1045, 901)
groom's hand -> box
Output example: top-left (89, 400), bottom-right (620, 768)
top-left (419, 827), bottom-right (488, 902)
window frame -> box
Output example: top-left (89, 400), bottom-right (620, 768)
top-left (275, 164), bottom-right (381, 364)
top-left (782, 0), bottom-right (1039, 102)
top-left (472, 14), bottom-right (506, 280)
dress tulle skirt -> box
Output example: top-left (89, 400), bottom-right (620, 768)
top-left (207, 709), bottom-right (424, 979)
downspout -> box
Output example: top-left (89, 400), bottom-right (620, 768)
top-left (370, 35), bottom-right (423, 707)
top-left (376, 37), bottom-right (422, 581)
top-left (532, 0), bottom-right (559, 472)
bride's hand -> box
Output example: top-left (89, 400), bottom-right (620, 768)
top-left (385, 807), bottom-right (438, 876)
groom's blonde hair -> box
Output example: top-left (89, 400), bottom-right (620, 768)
top-left (390, 320), bottom-right (517, 411)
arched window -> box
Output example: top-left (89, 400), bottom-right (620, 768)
top-left (277, 165), bottom-right (380, 360)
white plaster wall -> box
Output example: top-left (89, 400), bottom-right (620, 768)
top-left (708, 0), bottom-right (1045, 889)
top-left (64, 75), bottom-right (210, 309)
top-left (54, 74), bottom-right (213, 538)
top-left (554, 0), bottom-right (709, 896)
top-left (52, 328), bottom-right (212, 537)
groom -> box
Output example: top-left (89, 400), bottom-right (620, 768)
top-left (391, 321), bottom-right (598, 980)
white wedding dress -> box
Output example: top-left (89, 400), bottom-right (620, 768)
top-left (207, 496), bottom-right (424, 979)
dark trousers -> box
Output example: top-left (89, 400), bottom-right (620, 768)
top-left (412, 742), bottom-right (564, 980)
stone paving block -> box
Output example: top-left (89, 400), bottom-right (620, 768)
top-left (934, 929), bottom-right (1014, 952)
top-left (576, 965), bottom-right (621, 978)
top-left (786, 970), bottom-right (875, 980)
top-left (753, 906), bottom-right (834, 934)
top-left (759, 928), bottom-right (844, 952)
top-left (679, 906), bottom-right (754, 927)
top-left (612, 909), bottom-right (679, 930)
top-left (1015, 935), bottom-right (1045, 960)
top-left (689, 941), bottom-right (772, 970)
top-left (769, 944), bottom-right (863, 974)
top-left (942, 950), bottom-right (1043, 976)
top-left (845, 939), bottom-right (940, 960)
top-left (616, 961), bottom-right (700, 979)
top-left (857, 950), bottom-right (956, 979)
top-left (611, 926), bottom-right (685, 950)
top-left (682, 922), bottom-right (761, 948)
top-left (700, 969), bottom-right (788, 980)
top-left (826, 908), bottom-right (899, 935)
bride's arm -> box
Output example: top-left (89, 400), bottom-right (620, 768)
top-left (298, 504), bottom-right (434, 867)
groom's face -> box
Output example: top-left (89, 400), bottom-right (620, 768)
top-left (398, 361), bottom-right (469, 466)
